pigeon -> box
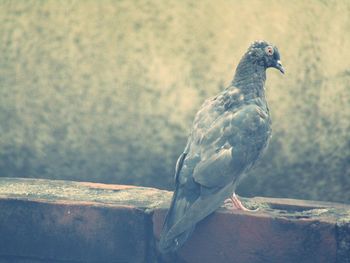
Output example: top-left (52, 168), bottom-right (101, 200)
top-left (158, 40), bottom-right (284, 253)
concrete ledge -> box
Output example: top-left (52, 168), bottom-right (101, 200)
top-left (0, 178), bottom-right (350, 263)
top-left (0, 178), bottom-right (171, 263)
top-left (0, 199), bottom-right (148, 262)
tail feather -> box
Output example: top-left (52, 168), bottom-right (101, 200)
top-left (158, 181), bottom-right (234, 253)
top-left (158, 186), bottom-right (196, 253)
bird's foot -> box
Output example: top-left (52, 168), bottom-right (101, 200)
top-left (225, 193), bottom-right (259, 212)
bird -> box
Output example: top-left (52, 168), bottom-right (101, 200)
top-left (158, 40), bottom-right (284, 254)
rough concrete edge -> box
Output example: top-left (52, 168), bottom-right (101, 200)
top-left (0, 196), bottom-right (137, 210)
top-left (251, 196), bottom-right (350, 210)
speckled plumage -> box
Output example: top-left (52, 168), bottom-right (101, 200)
top-left (159, 40), bottom-right (284, 253)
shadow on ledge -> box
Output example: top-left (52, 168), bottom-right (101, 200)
top-left (0, 177), bottom-right (349, 263)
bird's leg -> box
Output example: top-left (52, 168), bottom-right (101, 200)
top-left (230, 193), bottom-right (249, 211)
top-left (227, 193), bottom-right (258, 212)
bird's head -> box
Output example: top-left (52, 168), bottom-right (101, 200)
top-left (246, 40), bottom-right (284, 74)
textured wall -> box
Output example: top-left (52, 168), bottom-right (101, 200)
top-left (0, 0), bottom-right (349, 202)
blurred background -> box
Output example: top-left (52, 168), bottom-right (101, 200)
top-left (0, 0), bottom-right (349, 203)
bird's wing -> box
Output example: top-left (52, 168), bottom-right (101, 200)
top-left (193, 103), bottom-right (270, 189)
top-left (165, 103), bottom-right (270, 242)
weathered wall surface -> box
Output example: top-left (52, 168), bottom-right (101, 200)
top-left (0, 178), bottom-right (350, 263)
top-left (0, 1), bottom-right (349, 202)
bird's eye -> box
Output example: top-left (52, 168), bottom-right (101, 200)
top-left (265, 46), bottom-right (274, 56)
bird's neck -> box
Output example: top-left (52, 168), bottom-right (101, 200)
top-left (231, 55), bottom-right (267, 100)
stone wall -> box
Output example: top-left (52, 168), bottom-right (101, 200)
top-left (0, 178), bottom-right (349, 263)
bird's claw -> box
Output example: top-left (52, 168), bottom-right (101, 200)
top-left (224, 194), bottom-right (259, 212)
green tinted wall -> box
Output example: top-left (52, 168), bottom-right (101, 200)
top-left (0, 0), bottom-right (349, 202)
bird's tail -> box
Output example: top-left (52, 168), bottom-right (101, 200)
top-left (158, 186), bottom-right (196, 253)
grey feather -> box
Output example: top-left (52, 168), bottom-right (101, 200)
top-left (158, 40), bottom-right (283, 253)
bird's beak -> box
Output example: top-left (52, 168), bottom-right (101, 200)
top-left (275, 60), bottom-right (285, 74)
